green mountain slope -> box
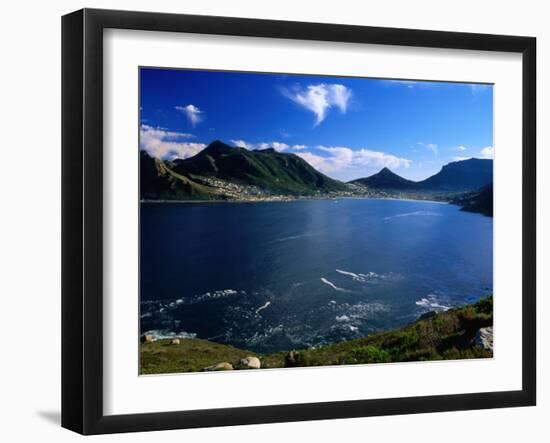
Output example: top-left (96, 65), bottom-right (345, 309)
top-left (349, 167), bottom-right (417, 190)
top-left (140, 151), bottom-right (221, 200)
top-left (140, 141), bottom-right (348, 200)
top-left (171, 141), bottom-right (348, 194)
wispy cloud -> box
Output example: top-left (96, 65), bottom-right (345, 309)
top-left (295, 145), bottom-right (411, 181)
top-left (417, 142), bottom-right (438, 155)
top-left (426, 143), bottom-right (438, 155)
top-left (230, 139), bottom-right (252, 150)
top-left (479, 146), bottom-right (494, 159)
top-left (279, 129), bottom-right (291, 138)
top-left (451, 145), bottom-right (493, 162)
top-left (283, 83), bottom-right (352, 125)
top-left (140, 124), bottom-right (205, 160)
top-left (230, 140), bottom-right (306, 152)
top-left (175, 104), bottom-right (204, 127)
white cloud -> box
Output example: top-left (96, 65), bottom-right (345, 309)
top-left (140, 125), bottom-right (194, 140)
top-left (451, 145), bottom-right (493, 162)
top-left (175, 104), bottom-right (203, 127)
top-left (294, 151), bottom-right (330, 171)
top-left (479, 146), bottom-right (494, 159)
top-left (417, 142), bottom-right (438, 155)
top-left (230, 140), bottom-right (308, 152)
top-left (230, 140), bottom-right (290, 152)
top-left (140, 124), bottom-right (205, 160)
top-left (280, 129), bottom-right (291, 138)
top-left (283, 83), bottom-right (352, 125)
top-left (426, 143), bottom-right (438, 155)
top-left (270, 142), bottom-right (290, 152)
top-left (229, 139), bottom-right (251, 149)
top-left (296, 145), bottom-right (411, 180)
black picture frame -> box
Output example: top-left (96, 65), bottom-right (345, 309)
top-left (62, 8), bottom-right (536, 435)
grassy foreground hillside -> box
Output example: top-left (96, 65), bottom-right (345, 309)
top-left (140, 296), bottom-right (493, 375)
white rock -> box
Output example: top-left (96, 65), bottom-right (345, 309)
top-left (474, 326), bottom-right (493, 351)
top-left (238, 356), bottom-right (261, 369)
top-left (203, 362), bottom-right (234, 371)
top-left (140, 334), bottom-right (155, 344)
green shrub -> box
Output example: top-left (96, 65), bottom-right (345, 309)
top-left (385, 330), bottom-right (419, 354)
top-left (350, 345), bottom-right (391, 364)
top-left (284, 350), bottom-right (317, 367)
top-left (474, 296), bottom-right (493, 315)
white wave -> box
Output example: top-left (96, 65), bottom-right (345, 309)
top-left (336, 301), bottom-right (389, 320)
top-left (141, 329), bottom-right (197, 339)
top-left (193, 289), bottom-right (239, 303)
top-left (336, 269), bottom-right (361, 279)
top-left (384, 211), bottom-right (442, 221)
top-left (271, 233), bottom-right (314, 243)
top-left (321, 278), bottom-right (348, 292)
top-left (331, 322), bottom-right (359, 333)
top-left (181, 289), bottom-right (239, 306)
top-left (415, 294), bottom-right (451, 311)
top-left (335, 314), bottom-right (350, 322)
top-left (335, 269), bottom-right (386, 283)
top-left (255, 301), bottom-right (271, 315)
top-left (140, 289), bottom-right (244, 320)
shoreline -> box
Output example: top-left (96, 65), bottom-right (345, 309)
top-left (140, 196), bottom-right (451, 205)
top-left (140, 296), bottom-right (493, 374)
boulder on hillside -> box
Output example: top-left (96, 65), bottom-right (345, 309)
top-left (237, 356), bottom-right (261, 369)
top-left (140, 334), bottom-right (155, 344)
top-left (203, 362), bottom-right (234, 371)
top-left (474, 326), bottom-right (493, 351)
top-left (170, 338), bottom-right (181, 345)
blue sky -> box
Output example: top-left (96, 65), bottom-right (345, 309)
top-left (140, 68), bottom-right (493, 182)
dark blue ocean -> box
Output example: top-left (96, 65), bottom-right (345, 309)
top-left (140, 199), bottom-right (493, 353)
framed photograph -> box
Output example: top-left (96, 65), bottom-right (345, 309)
top-left (62, 8), bottom-right (536, 435)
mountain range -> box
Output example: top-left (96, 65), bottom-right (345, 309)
top-left (141, 140), bottom-right (347, 200)
top-left (349, 167), bottom-right (417, 190)
top-left (349, 158), bottom-right (493, 192)
top-left (140, 140), bottom-right (493, 215)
